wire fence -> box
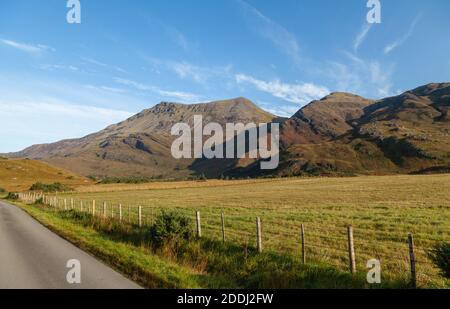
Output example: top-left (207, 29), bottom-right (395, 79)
top-left (18, 192), bottom-right (449, 288)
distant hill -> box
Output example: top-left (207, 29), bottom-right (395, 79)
top-left (0, 158), bottom-right (92, 192)
top-left (4, 83), bottom-right (449, 179)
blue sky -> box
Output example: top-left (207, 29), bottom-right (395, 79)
top-left (0, 0), bottom-right (449, 152)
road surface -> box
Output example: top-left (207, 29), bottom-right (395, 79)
top-left (0, 200), bottom-right (141, 289)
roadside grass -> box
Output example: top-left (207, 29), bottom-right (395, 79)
top-left (11, 202), bottom-right (410, 289)
top-left (54, 174), bottom-right (450, 288)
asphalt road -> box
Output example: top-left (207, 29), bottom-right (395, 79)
top-left (0, 200), bottom-right (141, 289)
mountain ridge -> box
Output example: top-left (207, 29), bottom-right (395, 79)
top-left (4, 83), bottom-right (450, 178)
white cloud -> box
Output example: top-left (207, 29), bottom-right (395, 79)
top-left (235, 74), bottom-right (329, 105)
top-left (114, 77), bottom-right (201, 103)
top-left (384, 14), bottom-right (422, 54)
top-left (353, 23), bottom-right (372, 52)
top-left (238, 0), bottom-right (301, 65)
top-left (0, 39), bottom-right (53, 54)
top-left (0, 100), bottom-right (132, 121)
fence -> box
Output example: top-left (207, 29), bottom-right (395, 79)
top-left (17, 192), bottom-right (445, 288)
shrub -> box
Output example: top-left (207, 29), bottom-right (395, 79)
top-left (150, 211), bottom-right (193, 247)
top-left (29, 182), bottom-right (72, 193)
top-left (6, 192), bottom-right (19, 200)
top-left (428, 242), bottom-right (450, 279)
top-left (33, 197), bottom-right (44, 205)
top-left (0, 187), bottom-right (6, 193)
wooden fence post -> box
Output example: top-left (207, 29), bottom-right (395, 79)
top-left (119, 204), bottom-right (122, 222)
top-left (80, 200), bottom-right (83, 212)
top-left (256, 217), bottom-right (262, 253)
top-left (221, 213), bottom-right (226, 243)
top-left (301, 224), bottom-right (306, 264)
top-left (138, 206), bottom-right (142, 227)
top-left (71, 198), bottom-right (74, 210)
top-left (92, 200), bottom-right (96, 216)
top-left (196, 211), bottom-right (202, 238)
top-left (408, 233), bottom-right (417, 289)
top-left (103, 202), bottom-right (107, 219)
top-left (64, 199), bottom-right (67, 211)
top-left (347, 226), bottom-right (356, 274)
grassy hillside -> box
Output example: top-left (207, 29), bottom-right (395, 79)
top-left (0, 158), bottom-right (92, 192)
top-left (52, 174), bottom-right (450, 288)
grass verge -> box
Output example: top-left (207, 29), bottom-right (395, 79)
top-left (6, 200), bottom-right (413, 289)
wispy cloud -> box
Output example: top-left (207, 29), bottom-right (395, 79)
top-left (143, 55), bottom-right (233, 85)
top-left (325, 52), bottom-right (395, 98)
top-left (169, 61), bottom-right (209, 84)
top-left (0, 39), bottom-right (53, 54)
top-left (84, 85), bottom-right (127, 94)
top-left (114, 77), bottom-right (202, 103)
top-left (238, 0), bottom-right (301, 65)
top-left (384, 14), bottom-right (422, 54)
top-left (171, 61), bottom-right (233, 85)
top-left (353, 23), bottom-right (372, 52)
top-left (81, 57), bottom-right (127, 74)
top-left (258, 102), bottom-right (299, 118)
top-left (39, 64), bottom-right (79, 72)
top-left (0, 100), bottom-right (132, 122)
top-left (164, 25), bottom-right (196, 52)
top-left (235, 74), bottom-right (329, 105)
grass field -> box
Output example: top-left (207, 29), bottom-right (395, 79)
top-left (48, 174), bottom-right (450, 288)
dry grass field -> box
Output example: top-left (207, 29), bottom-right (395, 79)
top-left (53, 174), bottom-right (450, 287)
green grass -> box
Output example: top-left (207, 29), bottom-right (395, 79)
top-left (13, 202), bottom-right (410, 289)
top-left (51, 174), bottom-right (450, 288)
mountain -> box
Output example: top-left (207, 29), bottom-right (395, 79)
top-left (6, 98), bottom-right (277, 178)
top-left (280, 92), bottom-right (374, 146)
top-left (5, 83), bottom-right (450, 179)
top-left (273, 83), bottom-right (450, 176)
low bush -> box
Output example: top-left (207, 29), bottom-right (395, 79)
top-left (0, 187), bottom-right (6, 193)
top-left (6, 192), bottom-right (19, 200)
top-left (29, 182), bottom-right (72, 193)
top-left (33, 197), bottom-right (44, 205)
top-left (150, 211), bottom-right (194, 248)
top-left (428, 242), bottom-right (450, 279)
